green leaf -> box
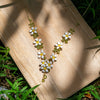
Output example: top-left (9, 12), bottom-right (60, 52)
top-left (12, 78), bottom-right (23, 90)
top-left (90, 91), bottom-right (100, 100)
top-left (0, 46), bottom-right (5, 50)
top-left (20, 86), bottom-right (28, 92)
top-left (0, 73), bottom-right (6, 77)
top-left (3, 65), bottom-right (18, 70)
top-left (0, 47), bottom-right (10, 56)
top-left (0, 90), bottom-right (16, 94)
top-left (0, 97), bottom-right (5, 100)
top-left (90, 8), bottom-right (95, 19)
top-left (12, 81), bottom-right (22, 90)
top-left (6, 94), bottom-right (15, 100)
top-left (93, 36), bottom-right (100, 39)
top-left (97, 30), bottom-right (100, 36)
top-left (58, 93), bottom-right (84, 100)
top-left (81, 85), bottom-right (94, 92)
top-left (33, 94), bottom-right (37, 100)
top-left (15, 77), bottom-right (23, 82)
top-left (22, 84), bottom-right (40, 100)
top-left (6, 78), bottom-right (13, 87)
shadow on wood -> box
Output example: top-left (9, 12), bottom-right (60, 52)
top-left (0, 0), bottom-right (100, 100)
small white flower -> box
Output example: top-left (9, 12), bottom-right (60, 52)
top-left (62, 32), bottom-right (71, 40)
top-left (40, 65), bottom-right (49, 73)
top-left (50, 53), bottom-right (57, 62)
top-left (33, 38), bottom-right (42, 46)
top-left (37, 50), bottom-right (46, 59)
top-left (41, 67), bottom-right (49, 73)
top-left (39, 60), bottom-right (47, 67)
top-left (46, 60), bottom-right (53, 69)
top-left (55, 42), bottom-right (63, 49)
top-left (29, 27), bottom-right (37, 35)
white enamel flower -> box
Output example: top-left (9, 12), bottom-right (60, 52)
top-left (29, 27), bottom-right (37, 35)
top-left (33, 38), bottom-right (42, 46)
top-left (46, 60), bottom-right (53, 69)
top-left (40, 60), bottom-right (49, 73)
top-left (50, 53), bottom-right (57, 62)
top-left (37, 50), bottom-right (46, 59)
top-left (55, 42), bottom-right (63, 49)
top-left (41, 66), bottom-right (49, 73)
top-left (39, 60), bottom-right (47, 67)
top-left (62, 32), bottom-right (71, 40)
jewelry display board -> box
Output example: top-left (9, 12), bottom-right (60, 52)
top-left (0, 0), bottom-right (100, 100)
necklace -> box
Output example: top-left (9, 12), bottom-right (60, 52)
top-left (28, 18), bottom-right (74, 82)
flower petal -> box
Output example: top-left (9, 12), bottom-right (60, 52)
top-left (39, 43), bottom-right (41, 45)
top-left (41, 56), bottom-right (44, 59)
top-left (63, 35), bottom-right (65, 37)
top-left (65, 32), bottom-right (68, 35)
top-left (33, 41), bottom-right (36, 44)
top-left (65, 37), bottom-right (68, 40)
top-left (61, 46), bottom-right (63, 48)
top-left (68, 33), bottom-right (71, 35)
top-left (38, 52), bottom-right (41, 54)
top-left (57, 42), bottom-right (60, 44)
top-left (29, 30), bottom-right (32, 32)
top-left (57, 47), bottom-right (59, 49)
top-left (30, 32), bottom-right (34, 35)
top-left (35, 38), bottom-right (38, 41)
top-left (69, 36), bottom-right (71, 38)
top-left (34, 31), bottom-right (37, 33)
top-left (38, 55), bottom-right (41, 58)
top-left (42, 70), bottom-right (45, 73)
top-left (47, 67), bottom-right (51, 69)
top-left (55, 58), bottom-right (57, 61)
top-left (39, 39), bottom-right (42, 41)
top-left (46, 69), bottom-right (49, 73)
top-left (31, 27), bottom-right (34, 30)
top-left (34, 27), bottom-right (37, 30)
top-left (40, 67), bottom-right (43, 69)
top-left (35, 44), bottom-right (38, 46)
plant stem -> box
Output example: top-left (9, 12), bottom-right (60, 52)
top-left (82, 0), bottom-right (93, 16)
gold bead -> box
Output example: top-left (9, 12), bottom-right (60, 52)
top-left (43, 74), bottom-right (47, 79)
top-left (42, 79), bottom-right (45, 82)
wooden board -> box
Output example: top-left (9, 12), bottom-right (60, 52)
top-left (0, 0), bottom-right (100, 99)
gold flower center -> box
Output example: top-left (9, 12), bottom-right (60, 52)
top-left (40, 53), bottom-right (43, 56)
top-left (36, 41), bottom-right (39, 44)
top-left (32, 29), bottom-right (35, 32)
top-left (42, 61), bottom-right (45, 64)
top-left (44, 67), bottom-right (47, 70)
top-left (48, 63), bottom-right (51, 66)
top-left (66, 34), bottom-right (69, 37)
top-left (52, 56), bottom-right (55, 59)
top-left (58, 44), bottom-right (61, 47)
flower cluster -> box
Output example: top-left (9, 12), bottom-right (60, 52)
top-left (39, 60), bottom-right (53, 73)
top-left (39, 53), bottom-right (57, 73)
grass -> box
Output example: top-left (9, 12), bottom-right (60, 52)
top-left (72, 0), bottom-right (100, 36)
top-left (0, 42), bottom-right (39, 100)
top-left (0, 0), bottom-right (100, 100)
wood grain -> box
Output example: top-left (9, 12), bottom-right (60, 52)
top-left (0, 0), bottom-right (100, 99)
